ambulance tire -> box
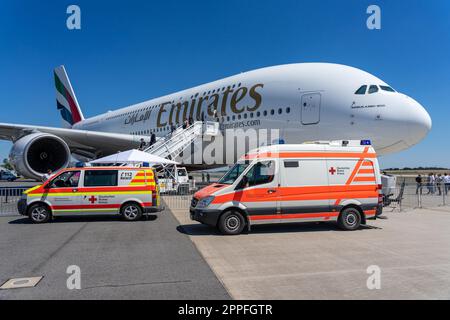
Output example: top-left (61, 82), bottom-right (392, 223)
top-left (121, 202), bottom-right (143, 221)
top-left (338, 207), bottom-right (361, 231)
top-left (28, 203), bottom-right (51, 224)
top-left (218, 210), bottom-right (245, 235)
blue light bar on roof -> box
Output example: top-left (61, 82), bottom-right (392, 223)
top-left (360, 140), bottom-right (371, 145)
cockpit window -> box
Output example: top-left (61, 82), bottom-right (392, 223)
top-left (380, 85), bottom-right (395, 92)
top-left (355, 85), bottom-right (367, 95)
top-left (368, 85), bottom-right (379, 94)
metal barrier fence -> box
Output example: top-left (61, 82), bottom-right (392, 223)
top-left (384, 182), bottom-right (450, 211)
top-left (0, 187), bottom-right (28, 216)
top-left (161, 192), bottom-right (194, 211)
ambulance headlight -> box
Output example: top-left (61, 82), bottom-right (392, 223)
top-left (196, 196), bottom-right (215, 209)
top-left (20, 194), bottom-right (27, 200)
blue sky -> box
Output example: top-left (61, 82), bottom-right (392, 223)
top-left (0, 0), bottom-right (449, 168)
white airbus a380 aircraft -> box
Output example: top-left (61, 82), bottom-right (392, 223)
top-left (0, 63), bottom-right (431, 180)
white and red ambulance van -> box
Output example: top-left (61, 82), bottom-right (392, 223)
top-left (18, 166), bottom-right (161, 223)
top-left (190, 141), bottom-right (383, 235)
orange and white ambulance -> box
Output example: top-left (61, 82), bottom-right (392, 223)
top-left (190, 141), bottom-right (383, 235)
top-left (18, 166), bottom-right (161, 223)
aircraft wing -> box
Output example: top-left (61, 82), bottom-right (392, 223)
top-left (0, 122), bottom-right (148, 157)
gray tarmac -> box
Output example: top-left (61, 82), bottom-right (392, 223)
top-left (168, 196), bottom-right (450, 300)
top-left (0, 204), bottom-right (229, 300)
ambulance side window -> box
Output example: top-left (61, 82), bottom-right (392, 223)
top-left (84, 170), bottom-right (118, 187)
top-left (244, 161), bottom-right (275, 187)
top-left (50, 171), bottom-right (81, 188)
top-left (219, 161), bottom-right (250, 184)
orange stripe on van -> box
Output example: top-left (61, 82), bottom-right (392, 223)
top-left (361, 161), bottom-right (373, 167)
top-left (253, 210), bottom-right (377, 221)
top-left (335, 147), bottom-right (370, 206)
top-left (212, 185), bottom-right (378, 204)
top-left (346, 159), bottom-right (364, 185)
top-left (353, 176), bottom-right (376, 182)
top-left (249, 212), bottom-right (339, 221)
top-left (135, 173), bottom-right (154, 177)
top-left (358, 169), bottom-right (374, 174)
top-left (345, 147), bottom-right (369, 184)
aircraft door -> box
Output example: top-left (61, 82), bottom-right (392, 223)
top-left (301, 93), bottom-right (321, 125)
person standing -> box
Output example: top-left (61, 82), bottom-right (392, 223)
top-left (206, 173), bottom-right (210, 183)
top-left (138, 138), bottom-right (146, 151)
top-left (436, 174), bottom-right (443, 196)
top-left (415, 174), bottom-right (422, 194)
top-left (427, 173), bottom-right (435, 195)
top-left (431, 173), bottom-right (436, 194)
top-left (444, 173), bottom-right (450, 195)
top-left (150, 133), bottom-right (156, 146)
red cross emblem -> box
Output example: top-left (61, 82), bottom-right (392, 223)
top-left (329, 167), bottom-right (336, 175)
top-left (88, 195), bottom-right (97, 204)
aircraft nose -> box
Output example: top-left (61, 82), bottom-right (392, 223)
top-left (405, 97), bottom-right (432, 146)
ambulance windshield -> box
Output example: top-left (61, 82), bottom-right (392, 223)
top-left (218, 161), bottom-right (250, 184)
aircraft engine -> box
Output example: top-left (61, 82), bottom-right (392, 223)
top-left (9, 133), bottom-right (71, 180)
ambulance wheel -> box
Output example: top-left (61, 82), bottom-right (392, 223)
top-left (338, 207), bottom-right (361, 230)
top-left (121, 203), bottom-right (143, 221)
top-left (28, 203), bottom-right (51, 224)
top-left (218, 210), bottom-right (245, 235)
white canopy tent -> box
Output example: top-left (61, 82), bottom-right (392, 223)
top-left (88, 149), bottom-right (178, 166)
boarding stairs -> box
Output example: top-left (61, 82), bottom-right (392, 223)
top-left (143, 121), bottom-right (219, 167)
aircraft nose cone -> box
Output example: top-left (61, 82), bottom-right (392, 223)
top-left (406, 98), bottom-right (432, 146)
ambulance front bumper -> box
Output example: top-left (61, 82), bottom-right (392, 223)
top-left (190, 207), bottom-right (221, 226)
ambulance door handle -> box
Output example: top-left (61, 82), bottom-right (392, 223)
top-left (72, 189), bottom-right (78, 193)
top-left (267, 189), bottom-right (276, 194)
